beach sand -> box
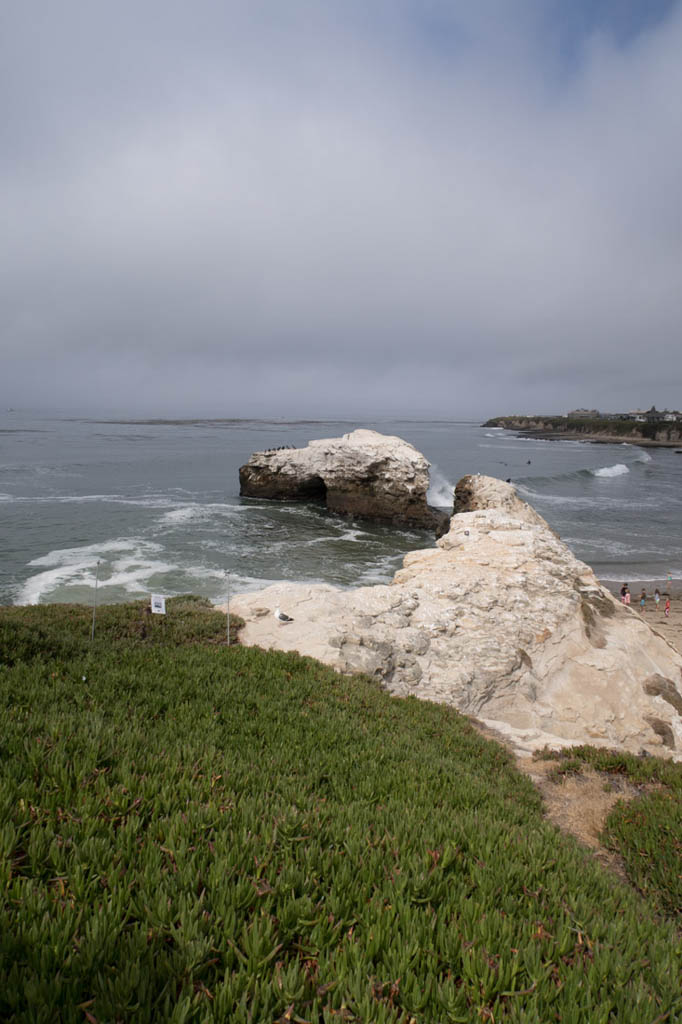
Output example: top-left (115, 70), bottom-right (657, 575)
top-left (601, 581), bottom-right (682, 656)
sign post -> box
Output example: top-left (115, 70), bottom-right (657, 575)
top-left (226, 572), bottom-right (231, 647)
top-left (151, 594), bottom-right (166, 615)
top-left (90, 560), bottom-right (101, 641)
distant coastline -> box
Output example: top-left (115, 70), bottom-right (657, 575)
top-left (483, 415), bottom-right (682, 449)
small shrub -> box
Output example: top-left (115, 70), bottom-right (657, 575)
top-left (546, 758), bottom-right (585, 783)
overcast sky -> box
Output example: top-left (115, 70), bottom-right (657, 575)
top-left (2, 1), bottom-right (681, 418)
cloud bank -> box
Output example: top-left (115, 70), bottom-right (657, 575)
top-left (2, 1), bottom-right (681, 417)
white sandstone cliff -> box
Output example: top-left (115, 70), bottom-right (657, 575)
top-left (227, 476), bottom-right (682, 759)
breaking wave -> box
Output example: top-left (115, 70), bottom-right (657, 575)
top-left (591, 464), bottom-right (629, 478)
top-left (427, 466), bottom-right (455, 508)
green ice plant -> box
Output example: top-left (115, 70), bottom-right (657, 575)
top-left (0, 601), bottom-right (680, 1022)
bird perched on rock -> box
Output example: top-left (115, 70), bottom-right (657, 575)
top-left (274, 606), bottom-right (294, 623)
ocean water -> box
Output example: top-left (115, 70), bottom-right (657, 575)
top-left (1, 412), bottom-right (681, 606)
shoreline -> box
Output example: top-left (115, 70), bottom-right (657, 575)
top-left (600, 579), bottom-right (681, 656)
top-left (600, 579), bottom-right (682, 601)
top-left (511, 429), bottom-right (681, 448)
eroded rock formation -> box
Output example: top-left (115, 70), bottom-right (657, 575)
top-left (239, 428), bottom-right (449, 532)
top-left (227, 476), bottom-right (682, 759)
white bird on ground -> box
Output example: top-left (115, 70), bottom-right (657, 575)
top-left (274, 606), bottom-right (294, 623)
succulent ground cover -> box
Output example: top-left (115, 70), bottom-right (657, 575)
top-left (535, 745), bottom-right (682, 922)
top-left (0, 601), bottom-right (680, 1022)
top-left (0, 596), bottom-right (239, 665)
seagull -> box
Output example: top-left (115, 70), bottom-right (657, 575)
top-left (274, 606), bottom-right (294, 623)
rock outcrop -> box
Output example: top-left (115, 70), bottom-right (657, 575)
top-left (239, 429), bottom-right (449, 533)
top-left (227, 476), bottom-right (682, 759)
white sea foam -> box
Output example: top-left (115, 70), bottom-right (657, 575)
top-left (599, 571), bottom-right (682, 583)
top-left (27, 538), bottom-right (153, 567)
top-left (20, 538), bottom-right (172, 604)
top-left (337, 527), bottom-right (370, 543)
top-left (106, 553), bottom-right (179, 593)
top-left (160, 503), bottom-right (249, 525)
top-left (591, 464), bottom-right (629, 478)
top-left (636, 451), bottom-right (652, 463)
top-left (7, 493), bottom-right (182, 508)
top-left (427, 466), bottom-right (455, 508)
top-left (356, 554), bottom-right (404, 585)
top-left (183, 565), bottom-right (232, 581)
top-left (19, 565), bottom-right (90, 605)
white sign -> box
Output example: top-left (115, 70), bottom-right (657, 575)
top-left (151, 594), bottom-right (166, 615)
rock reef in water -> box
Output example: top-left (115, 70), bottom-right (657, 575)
top-left (228, 475), bottom-right (682, 759)
top-left (239, 428), bottom-right (449, 533)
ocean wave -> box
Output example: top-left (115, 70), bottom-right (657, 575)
top-left (478, 443), bottom-right (551, 452)
top-left (427, 466), bottom-right (455, 508)
top-left (561, 537), bottom-right (640, 557)
top-left (636, 451), bottom-right (653, 463)
top-left (591, 464), bottom-right (629, 478)
top-left (515, 484), bottom-right (651, 511)
top-left (518, 460), bottom-right (635, 489)
top-left (33, 465), bottom-right (82, 478)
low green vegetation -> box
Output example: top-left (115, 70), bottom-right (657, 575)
top-left (0, 596), bottom-right (239, 667)
top-left (536, 745), bottom-right (682, 923)
top-left (1, 602), bottom-right (680, 1022)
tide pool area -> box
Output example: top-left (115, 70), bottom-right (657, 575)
top-left (1, 411), bottom-right (681, 606)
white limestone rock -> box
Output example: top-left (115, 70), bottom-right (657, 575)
top-left (227, 476), bottom-right (682, 759)
top-left (239, 428), bottom-right (449, 532)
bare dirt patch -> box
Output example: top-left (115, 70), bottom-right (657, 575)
top-left (516, 756), bottom-right (651, 880)
top-left (468, 718), bottom-right (657, 882)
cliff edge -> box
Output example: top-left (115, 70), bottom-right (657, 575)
top-left (228, 475), bottom-right (682, 759)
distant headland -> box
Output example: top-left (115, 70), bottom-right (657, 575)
top-left (483, 406), bottom-right (682, 447)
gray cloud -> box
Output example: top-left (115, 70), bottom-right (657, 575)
top-left (2, 1), bottom-right (682, 417)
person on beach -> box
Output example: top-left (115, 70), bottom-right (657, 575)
top-left (620, 583), bottom-right (628, 603)
top-left (624, 586), bottom-right (631, 606)
top-left (665, 595), bottom-right (671, 617)
top-left (639, 589), bottom-right (646, 612)
top-left (654, 588), bottom-right (661, 611)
